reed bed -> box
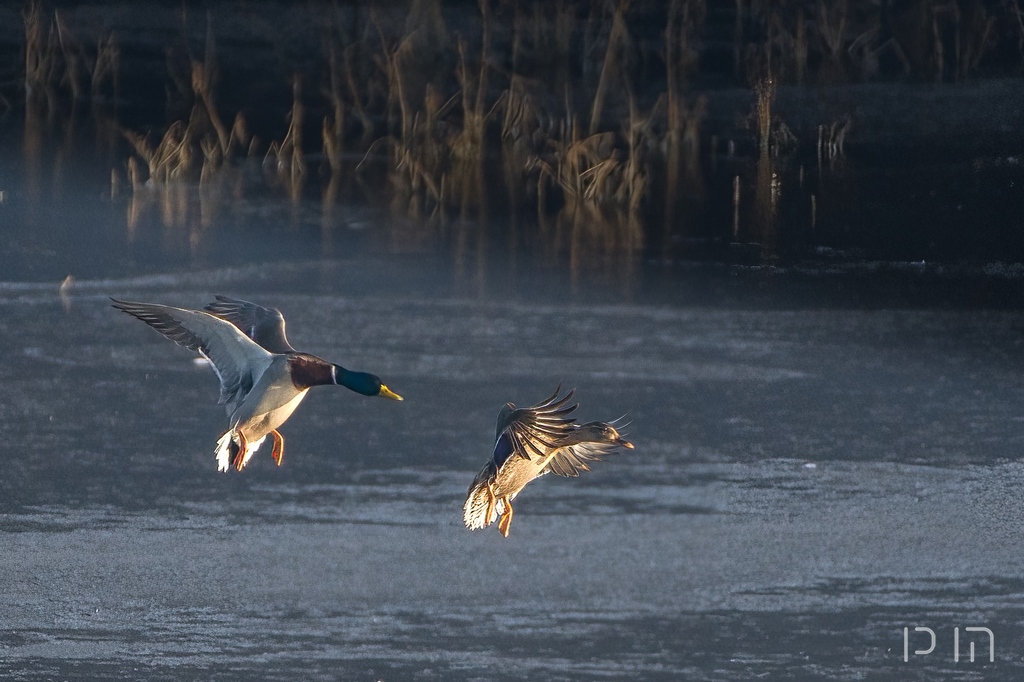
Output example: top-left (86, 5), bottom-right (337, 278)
top-left (13, 0), bottom-right (1024, 256)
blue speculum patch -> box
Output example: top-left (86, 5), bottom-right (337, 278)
top-left (491, 432), bottom-right (514, 470)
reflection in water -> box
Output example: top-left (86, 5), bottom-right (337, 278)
top-left (8, 8), bottom-right (1023, 285)
top-left (58, 274), bottom-right (73, 311)
top-left (23, 95), bottom-right (44, 222)
top-left (15, 91), bottom-right (1015, 291)
top-left (125, 180), bottom-right (207, 257)
top-left (731, 174), bottom-right (740, 240)
top-left (662, 94), bottom-right (707, 256)
top-left (754, 149), bottom-right (779, 261)
top-left (5, 0), bottom-right (1024, 293)
top-left (539, 201), bottom-right (643, 293)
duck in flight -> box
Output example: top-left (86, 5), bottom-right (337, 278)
top-left (463, 387), bottom-right (633, 537)
top-left (112, 295), bottom-right (403, 472)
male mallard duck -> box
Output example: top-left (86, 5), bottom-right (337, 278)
top-left (112, 296), bottom-right (402, 472)
top-left (463, 387), bottom-right (633, 537)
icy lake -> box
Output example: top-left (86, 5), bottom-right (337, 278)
top-left (2, 206), bottom-right (1024, 679)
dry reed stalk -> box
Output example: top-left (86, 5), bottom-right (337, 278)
top-left (23, 0), bottom-right (53, 96)
top-left (189, 13), bottom-right (230, 155)
top-left (228, 113), bottom-right (250, 157)
top-left (817, 117), bottom-right (851, 168)
top-left (460, 3), bottom-right (493, 129)
top-left (664, 101), bottom-right (681, 231)
top-left (121, 41), bottom-right (247, 190)
top-left (580, 6), bottom-right (594, 79)
top-left (474, 0), bottom-right (491, 131)
top-left (323, 116), bottom-right (343, 174)
top-left (454, 33), bottom-right (490, 157)
top-left (373, 23), bottom-right (445, 215)
top-left (190, 64), bottom-right (229, 156)
top-left (510, 3), bottom-right (524, 74)
top-left (499, 76), bottom-right (543, 209)
top-left (957, 3), bottom-right (997, 80)
top-left (816, 124), bottom-right (824, 172)
top-left (666, 0), bottom-right (682, 138)
top-left (815, 0), bottom-right (848, 78)
top-left (339, 42), bottom-right (376, 144)
top-left (589, 0), bottom-right (629, 137)
top-left (285, 75), bottom-right (306, 181)
top-left (554, 1), bottom-right (575, 54)
top-left (451, 33), bottom-right (489, 219)
top-left (377, 132), bottom-right (443, 210)
top-left (662, 1), bottom-right (706, 230)
top-left (376, 24), bottom-right (415, 147)
top-left (682, 95), bottom-right (706, 154)
top-left (539, 127), bottom-right (645, 212)
top-left (122, 127), bottom-right (160, 182)
top-left (932, 6), bottom-right (948, 82)
top-left (666, 0), bottom-right (705, 96)
top-left (847, 23), bottom-right (882, 79)
top-left (323, 42), bottom-right (346, 174)
top-left (200, 134), bottom-right (221, 182)
top-left (22, 4), bottom-right (116, 115)
top-left (795, 10), bottom-right (807, 84)
top-left (548, 0), bottom-right (575, 94)
top-left (674, 94), bottom-right (706, 209)
top-left (165, 48), bottom-right (192, 106)
top-left (733, 0), bottom-right (744, 79)
top-left (500, 76), bottom-right (538, 143)
top-left (122, 109), bottom-right (204, 185)
top-left (53, 11), bottom-right (87, 102)
top-left (754, 75), bottom-right (774, 156)
top-left (92, 32), bottom-right (120, 102)
top-left (581, 154), bottom-right (622, 204)
top-left (618, 94), bottom-right (648, 213)
top-left (1013, 0), bottom-right (1024, 66)
top-left (732, 175), bottom-right (740, 239)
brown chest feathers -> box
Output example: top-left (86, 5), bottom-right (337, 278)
top-left (287, 354), bottom-right (335, 389)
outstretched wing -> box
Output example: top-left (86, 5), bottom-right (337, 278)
top-left (543, 418), bottom-right (633, 477)
top-left (112, 299), bottom-right (274, 411)
top-left (543, 441), bottom-right (620, 477)
top-left (492, 386), bottom-right (578, 469)
top-left (203, 295), bottom-right (295, 354)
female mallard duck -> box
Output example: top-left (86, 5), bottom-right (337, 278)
top-left (463, 387), bottom-right (633, 537)
top-left (112, 296), bottom-right (402, 472)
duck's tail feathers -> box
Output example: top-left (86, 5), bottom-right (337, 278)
top-left (463, 476), bottom-right (506, 531)
top-left (215, 431), bottom-right (267, 472)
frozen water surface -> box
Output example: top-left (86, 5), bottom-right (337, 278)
top-left (1, 1), bottom-right (1023, 675)
top-left (1, 250), bottom-right (1024, 681)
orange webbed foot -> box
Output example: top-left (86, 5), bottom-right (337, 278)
top-left (270, 430), bottom-right (285, 467)
top-left (485, 481), bottom-right (497, 528)
top-left (497, 499), bottom-right (514, 537)
top-left (232, 431), bottom-right (248, 471)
